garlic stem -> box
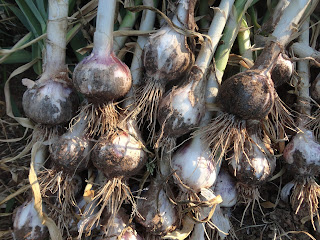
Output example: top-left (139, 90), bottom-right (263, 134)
top-left (271, 0), bottom-right (311, 46)
top-left (237, 16), bottom-right (253, 72)
top-left (114, 0), bottom-right (143, 52)
top-left (214, 0), bottom-right (253, 82)
top-left (297, 17), bottom-right (311, 118)
top-left (201, 71), bottom-right (219, 125)
top-left (195, 0), bottom-right (235, 74)
top-left (45, 0), bottom-right (68, 75)
top-left (172, 0), bottom-right (190, 28)
top-left (292, 42), bottom-right (320, 60)
top-left (124, 0), bottom-right (157, 107)
top-left (93, 0), bottom-right (116, 55)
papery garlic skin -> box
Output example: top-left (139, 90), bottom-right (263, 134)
top-left (13, 199), bottom-right (48, 240)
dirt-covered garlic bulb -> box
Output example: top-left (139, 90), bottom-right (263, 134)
top-left (49, 113), bottom-right (92, 173)
top-left (13, 199), bottom-right (49, 240)
top-left (23, 80), bottom-right (78, 125)
top-left (129, 0), bottom-right (196, 140)
top-left (79, 118), bottom-right (147, 237)
top-left (229, 128), bottom-right (276, 224)
top-left (283, 127), bottom-right (320, 221)
top-left (136, 177), bottom-right (178, 235)
top-left (22, 0), bottom-right (78, 125)
top-left (217, 67), bottom-right (275, 121)
top-left (91, 119), bottom-right (147, 179)
top-left (271, 53), bottom-right (293, 87)
top-left (72, 0), bottom-right (131, 137)
top-left (157, 66), bottom-right (206, 139)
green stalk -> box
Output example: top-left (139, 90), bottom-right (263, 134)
top-left (214, 0), bottom-right (253, 82)
top-left (248, 6), bottom-right (261, 29)
top-left (113, 0), bottom-right (143, 52)
top-left (237, 16), bottom-right (253, 71)
top-left (195, 0), bottom-right (236, 76)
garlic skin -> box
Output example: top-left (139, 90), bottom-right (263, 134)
top-left (136, 178), bottom-right (178, 235)
top-left (73, 51), bottom-right (132, 103)
top-left (92, 120), bottom-right (147, 179)
top-left (172, 136), bottom-right (220, 193)
top-left (229, 133), bottom-right (276, 185)
top-left (143, 25), bottom-right (193, 83)
top-left (271, 53), bottom-right (293, 87)
top-left (280, 181), bottom-right (295, 203)
top-left (13, 199), bottom-right (48, 240)
top-left (49, 115), bottom-right (92, 173)
top-left (283, 128), bottom-right (320, 176)
top-left (157, 66), bottom-right (206, 137)
top-left (213, 168), bottom-right (237, 208)
top-left (23, 80), bottom-right (78, 125)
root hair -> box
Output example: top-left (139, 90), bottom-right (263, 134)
top-left (193, 113), bottom-right (249, 164)
top-left (291, 177), bottom-right (320, 230)
top-left (306, 105), bottom-right (320, 139)
top-left (38, 169), bottom-right (79, 237)
top-left (236, 182), bottom-right (264, 227)
top-left (78, 178), bottom-right (137, 238)
top-left (265, 94), bottom-right (297, 142)
top-left (74, 102), bottom-right (119, 138)
top-left (126, 80), bottom-right (164, 142)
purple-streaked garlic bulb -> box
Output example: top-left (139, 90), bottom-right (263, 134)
top-left (72, 0), bottom-right (131, 137)
top-left (13, 199), bottom-right (48, 240)
top-left (136, 177), bottom-right (178, 235)
top-left (172, 135), bottom-right (220, 193)
top-left (157, 66), bottom-right (206, 139)
top-left (213, 168), bottom-right (237, 208)
top-left (91, 119), bottom-right (147, 179)
top-left (73, 48), bottom-right (131, 104)
top-left (22, 0), bottom-right (78, 125)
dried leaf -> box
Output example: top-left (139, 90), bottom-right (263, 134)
top-left (163, 216), bottom-right (195, 240)
top-left (29, 142), bottom-right (62, 240)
